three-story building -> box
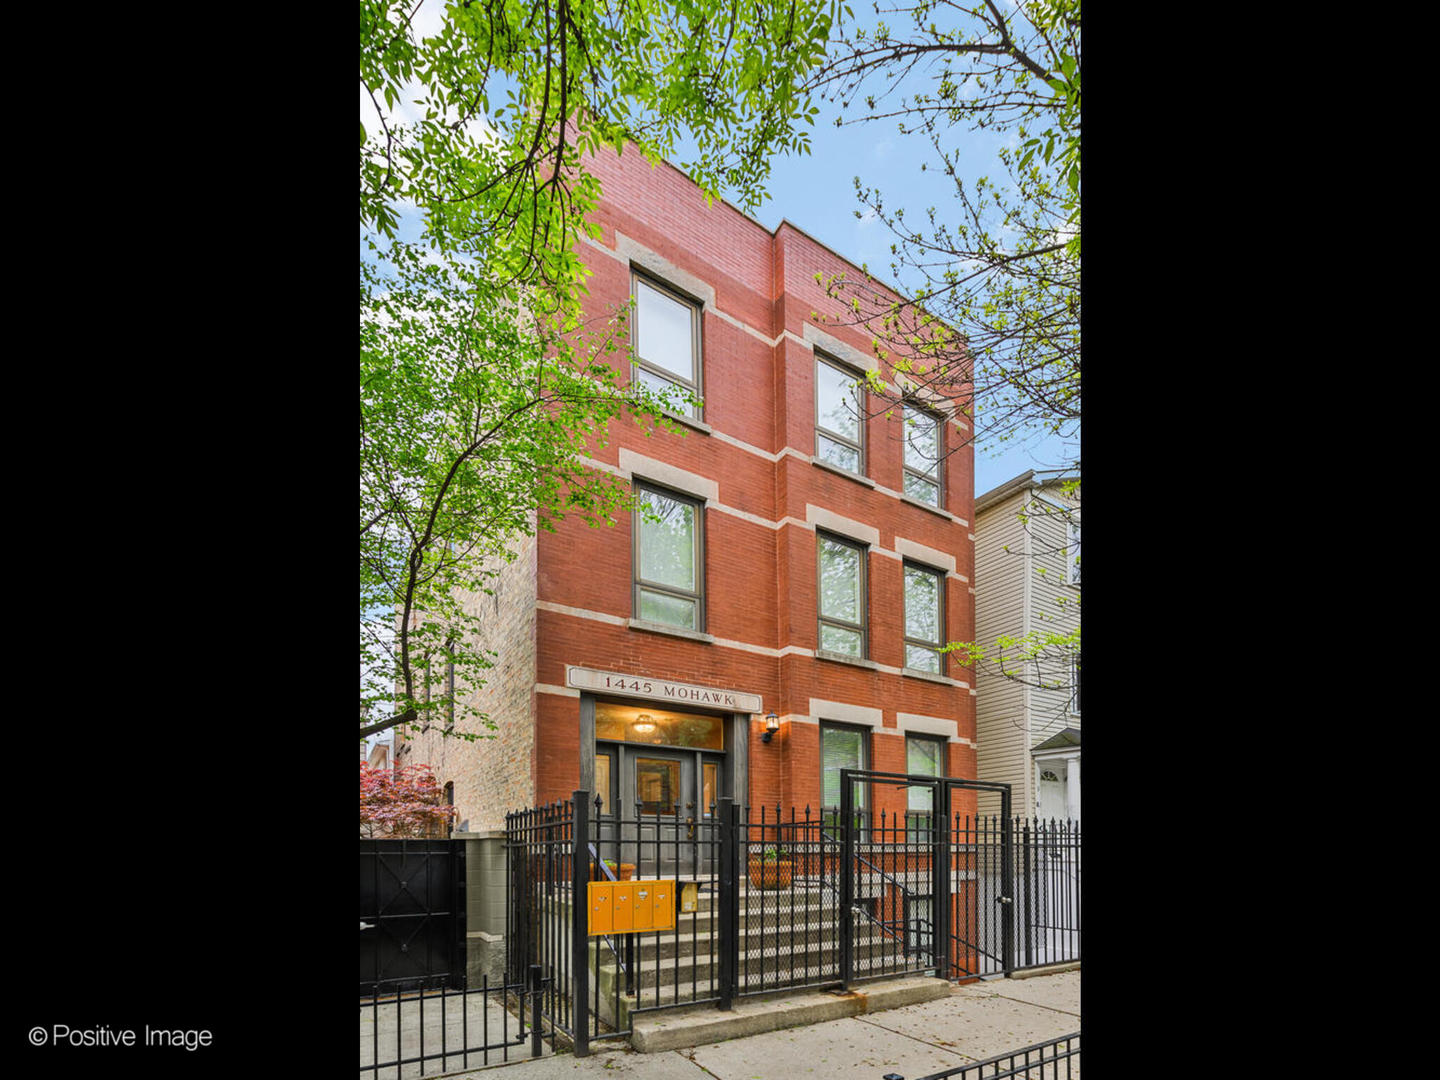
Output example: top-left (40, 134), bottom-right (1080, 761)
top-left (404, 145), bottom-right (979, 839)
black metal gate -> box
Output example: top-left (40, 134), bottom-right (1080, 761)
top-left (360, 838), bottom-right (547, 1077)
top-left (837, 771), bottom-right (1080, 983)
top-left (360, 838), bottom-right (465, 994)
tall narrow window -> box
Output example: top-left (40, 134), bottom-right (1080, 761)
top-left (817, 533), bottom-right (867, 658)
top-left (1067, 517), bottom-right (1081, 585)
top-left (815, 355), bottom-right (865, 475)
top-left (902, 404), bottom-right (943, 507)
top-left (445, 638), bottom-right (455, 732)
top-left (1071, 653), bottom-right (1081, 715)
top-left (905, 734), bottom-right (946, 838)
top-left (633, 483), bottom-right (704, 630)
top-left (821, 721), bottom-right (870, 832)
top-left (903, 562), bottom-right (946, 674)
top-left (633, 274), bottom-right (702, 418)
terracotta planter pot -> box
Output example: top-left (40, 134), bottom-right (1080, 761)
top-left (592, 862), bottom-right (636, 881)
top-left (748, 859), bottom-right (793, 889)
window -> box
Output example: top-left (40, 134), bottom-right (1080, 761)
top-left (633, 274), bottom-right (702, 418)
top-left (636, 757), bottom-right (681, 815)
top-left (903, 562), bottom-right (946, 674)
top-left (445, 640), bottom-right (455, 732)
top-left (1071, 653), bottom-right (1081, 714)
top-left (814, 355), bottom-right (865, 475)
top-left (905, 734), bottom-right (946, 838)
top-left (902, 403), bottom-right (943, 507)
top-left (1066, 517), bottom-right (1081, 585)
top-left (702, 761), bottom-right (719, 818)
top-left (595, 752), bottom-right (613, 816)
top-left (594, 701), bottom-right (724, 749)
top-left (633, 482), bottom-right (704, 630)
top-left (817, 533), bottom-right (868, 658)
top-left (821, 721), bottom-right (870, 831)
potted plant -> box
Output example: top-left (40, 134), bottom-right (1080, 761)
top-left (592, 858), bottom-right (637, 881)
top-left (747, 846), bottom-right (793, 889)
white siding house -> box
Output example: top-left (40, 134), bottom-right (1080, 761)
top-left (973, 471), bottom-right (1080, 820)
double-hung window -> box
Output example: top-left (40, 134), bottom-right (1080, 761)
top-left (902, 403), bottom-right (943, 507)
top-left (815, 355), bottom-right (865, 475)
top-left (905, 733), bottom-right (946, 839)
top-left (821, 720), bottom-right (870, 833)
top-left (633, 482), bottom-right (704, 630)
top-left (1066, 517), bottom-right (1081, 585)
top-left (817, 532), bottom-right (867, 658)
top-left (902, 562), bottom-right (946, 675)
top-left (632, 274), bottom-right (702, 419)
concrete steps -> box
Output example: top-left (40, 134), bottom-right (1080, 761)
top-left (547, 876), bottom-right (943, 1035)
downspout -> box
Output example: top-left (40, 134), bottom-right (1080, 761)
top-left (1021, 488), bottom-right (1033, 818)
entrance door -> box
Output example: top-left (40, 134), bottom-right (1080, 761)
top-left (595, 743), bottom-right (721, 877)
top-left (591, 698), bottom-right (726, 878)
top-left (633, 748), bottom-right (691, 876)
top-left (1038, 765), bottom-right (1067, 820)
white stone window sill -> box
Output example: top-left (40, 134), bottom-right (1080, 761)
top-left (811, 456), bottom-right (876, 488)
top-left (816, 649), bottom-right (880, 670)
top-left (626, 618), bottom-right (714, 644)
top-left (902, 667), bottom-right (958, 686)
top-left (659, 410), bottom-right (712, 435)
top-left (900, 493), bottom-right (951, 518)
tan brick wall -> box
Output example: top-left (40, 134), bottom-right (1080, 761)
top-left (401, 529), bottom-right (539, 832)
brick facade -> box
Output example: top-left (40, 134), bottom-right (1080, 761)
top-left (404, 146), bottom-right (977, 831)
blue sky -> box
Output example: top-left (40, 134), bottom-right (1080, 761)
top-left (741, 91), bottom-right (1075, 500)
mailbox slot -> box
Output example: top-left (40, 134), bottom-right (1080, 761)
top-left (587, 879), bottom-right (677, 935)
top-left (612, 884), bottom-right (634, 932)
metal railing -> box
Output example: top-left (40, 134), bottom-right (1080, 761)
top-left (360, 969), bottom-right (547, 1078)
top-left (881, 1031), bottom-right (1080, 1080)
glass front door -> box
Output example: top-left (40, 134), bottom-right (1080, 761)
top-left (591, 697), bottom-right (727, 877)
top-left (595, 743), bottom-right (722, 876)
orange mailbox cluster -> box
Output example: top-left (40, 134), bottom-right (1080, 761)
top-left (587, 879), bottom-right (675, 935)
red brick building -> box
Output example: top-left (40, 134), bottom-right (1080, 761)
top-left (405, 145), bottom-right (977, 841)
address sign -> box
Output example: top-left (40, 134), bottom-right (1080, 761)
top-left (565, 666), bottom-right (763, 714)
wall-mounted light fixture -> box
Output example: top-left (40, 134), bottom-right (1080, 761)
top-left (761, 711), bottom-right (780, 744)
top-left (631, 713), bottom-right (657, 735)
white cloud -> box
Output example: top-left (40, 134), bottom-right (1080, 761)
top-left (362, 1), bottom-right (502, 154)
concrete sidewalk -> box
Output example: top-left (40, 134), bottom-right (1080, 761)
top-left (450, 971), bottom-right (1079, 1080)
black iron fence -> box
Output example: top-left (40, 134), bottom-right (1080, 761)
top-left (359, 970), bottom-right (548, 1078)
top-left (1014, 818), bottom-right (1081, 971)
top-left (881, 1031), bottom-right (1080, 1080)
top-left (502, 783), bottom-right (1081, 1058)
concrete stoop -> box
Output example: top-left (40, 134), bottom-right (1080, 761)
top-left (628, 975), bottom-right (951, 1053)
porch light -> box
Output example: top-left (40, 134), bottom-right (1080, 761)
top-left (631, 713), bottom-right (657, 736)
top-left (761, 711), bottom-right (780, 744)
